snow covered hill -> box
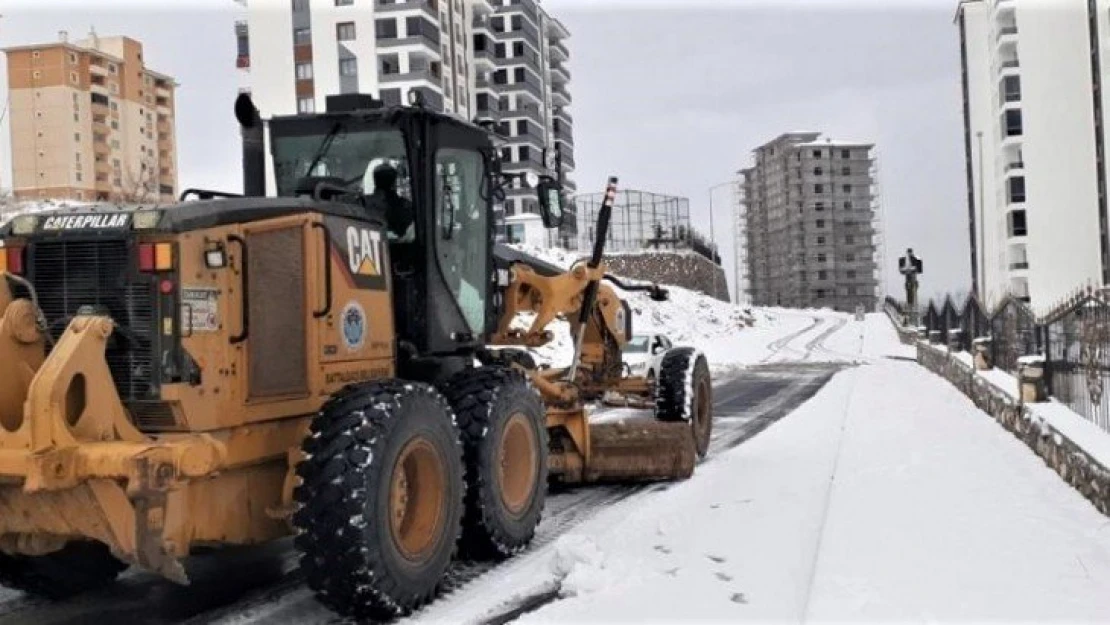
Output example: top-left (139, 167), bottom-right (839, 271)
top-left (505, 244), bottom-right (854, 372)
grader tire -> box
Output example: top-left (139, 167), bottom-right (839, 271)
top-left (0, 541), bottom-right (126, 600)
top-left (655, 347), bottom-right (713, 459)
top-left (292, 381), bottom-right (464, 620)
top-left (441, 367), bottom-right (547, 560)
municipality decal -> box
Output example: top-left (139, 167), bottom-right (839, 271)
top-left (42, 214), bottom-right (131, 231)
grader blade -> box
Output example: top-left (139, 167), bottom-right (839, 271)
top-left (585, 421), bottom-right (696, 482)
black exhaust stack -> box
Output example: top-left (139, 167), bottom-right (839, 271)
top-left (234, 93), bottom-right (266, 197)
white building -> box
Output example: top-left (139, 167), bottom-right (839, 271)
top-left (957, 0), bottom-right (1110, 312)
top-left (235, 0), bottom-right (575, 245)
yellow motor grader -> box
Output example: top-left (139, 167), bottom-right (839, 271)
top-left (0, 92), bottom-right (712, 619)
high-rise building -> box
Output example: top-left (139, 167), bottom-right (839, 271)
top-left (236, 0), bottom-right (575, 244)
top-left (739, 132), bottom-right (880, 312)
top-left (4, 32), bottom-right (178, 203)
top-left (956, 0), bottom-right (1110, 312)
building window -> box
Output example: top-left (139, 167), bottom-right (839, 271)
top-left (814, 167), bottom-right (822, 176)
top-left (847, 270), bottom-right (857, 279)
top-left (339, 58), bottom-right (358, 76)
top-left (818, 270), bottom-right (828, 280)
top-left (845, 235), bottom-right (855, 244)
top-left (74, 132), bottom-right (81, 142)
top-left (1008, 176), bottom-right (1026, 203)
top-left (511, 15), bottom-right (523, 30)
top-left (814, 184), bottom-right (823, 194)
top-left (817, 236), bottom-right (826, 245)
top-left (815, 202), bottom-right (825, 211)
top-left (296, 62), bottom-right (313, 80)
top-left (376, 19), bottom-right (398, 39)
top-left (844, 201), bottom-right (852, 210)
top-left (843, 184), bottom-right (852, 193)
top-left (294, 27), bottom-right (311, 44)
top-left (380, 54), bottom-right (400, 75)
top-left (816, 219), bottom-right (826, 229)
top-left (841, 149), bottom-right (851, 159)
top-left (513, 67), bottom-right (525, 82)
top-left (501, 147), bottom-right (512, 162)
top-left (1003, 109), bottom-right (1023, 136)
top-left (1008, 209), bottom-right (1028, 236)
top-left (816, 289), bottom-right (826, 299)
top-left (841, 166), bottom-right (850, 175)
top-left (335, 0), bottom-right (354, 5)
top-left (817, 253), bottom-right (827, 262)
top-left (812, 149), bottom-right (822, 158)
top-left (519, 145), bottom-right (530, 162)
top-left (1001, 75), bottom-right (1021, 103)
top-left (337, 22), bottom-right (356, 41)
top-left (512, 41), bottom-right (524, 57)
top-left (76, 172), bottom-right (83, 182)
top-left (298, 97), bottom-right (315, 113)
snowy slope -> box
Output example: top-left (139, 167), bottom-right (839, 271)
top-left (505, 244), bottom-right (836, 372)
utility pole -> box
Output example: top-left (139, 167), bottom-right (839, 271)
top-left (977, 130), bottom-right (986, 302)
top-left (708, 180), bottom-right (734, 301)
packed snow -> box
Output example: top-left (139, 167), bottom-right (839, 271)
top-left (413, 313), bottom-right (1110, 624)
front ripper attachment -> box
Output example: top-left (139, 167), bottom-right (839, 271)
top-left (0, 291), bottom-right (224, 583)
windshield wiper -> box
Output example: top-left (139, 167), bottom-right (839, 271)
top-left (303, 121), bottom-right (345, 178)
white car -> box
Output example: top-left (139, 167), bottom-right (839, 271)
top-left (622, 333), bottom-right (673, 381)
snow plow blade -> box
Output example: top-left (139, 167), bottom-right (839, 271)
top-left (584, 421), bottom-right (696, 482)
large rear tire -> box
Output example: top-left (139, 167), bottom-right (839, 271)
top-left (655, 347), bottom-right (713, 459)
top-left (440, 367), bottom-right (548, 560)
top-left (293, 381), bottom-right (464, 621)
top-left (0, 541), bottom-right (126, 600)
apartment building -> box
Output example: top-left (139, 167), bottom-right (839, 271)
top-left (236, 0), bottom-right (575, 245)
top-left (739, 132), bottom-right (880, 312)
top-left (957, 0), bottom-right (1110, 312)
top-left (5, 33), bottom-right (178, 203)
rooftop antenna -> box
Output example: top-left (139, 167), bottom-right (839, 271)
top-left (89, 26), bottom-right (100, 50)
top-left (59, 30), bottom-right (68, 43)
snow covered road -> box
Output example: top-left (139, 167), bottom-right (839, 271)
top-left (440, 316), bottom-right (1110, 624)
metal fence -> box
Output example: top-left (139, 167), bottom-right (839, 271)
top-left (919, 288), bottom-right (1110, 433)
top-left (572, 189), bottom-right (720, 264)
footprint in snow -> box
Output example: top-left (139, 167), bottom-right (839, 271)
top-left (706, 554), bottom-right (726, 564)
top-left (663, 567), bottom-right (680, 577)
top-left (709, 503), bottom-right (721, 510)
top-left (731, 592), bottom-right (748, 605)
top-left (654, 544), bottom-right (672, 555)
top-left (715, 572), bottom-right (733, 582)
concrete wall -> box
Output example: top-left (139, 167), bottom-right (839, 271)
top-left (603, 251), bottom-right (729, 302)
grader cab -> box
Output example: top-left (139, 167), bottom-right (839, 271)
top-left (0, 92), bottom-right (711, 619)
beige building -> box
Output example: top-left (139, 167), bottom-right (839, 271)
top-left (5, 33), bottom-right (178, 203)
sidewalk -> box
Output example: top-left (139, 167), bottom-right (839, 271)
top-left (501, 321), bottom-right (1110, 623)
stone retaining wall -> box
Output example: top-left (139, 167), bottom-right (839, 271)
top-left (603, 252), bottom-right (729, 302)
top-left (917, 344), bottom-right (1110, 516)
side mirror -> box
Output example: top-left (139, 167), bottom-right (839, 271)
top-left (537, 179), bottom-right (565, 229)
top-left (235, 92), bottom-right (260, 129)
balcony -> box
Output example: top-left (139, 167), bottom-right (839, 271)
top-left (546, 17), bottom-right (570, 39)
top-left (472, 0), bottom-right (493, 15)
top-left (236, 54), bottom-right (250, 69)
top-left (996, 25), bottom-right (1018, 43)
top-left (474, 47), bottom-right (495, 67)
top-left (502, 77), bottom-right (543, 102)
top-left (1005, 160), bottom-right (1025, 173)
top-left (379, 67), bottom-right (439, 84)
top-left (376, 0), bottom-right (439, 20)
top-left (549, 39), bottom-right (569, 61)
top-left (999, 57), bottom-right (1019, 72)
top-left (550, 65), bottom-right (570, 87)
top-left (551, 87), bottom-right (571, 107)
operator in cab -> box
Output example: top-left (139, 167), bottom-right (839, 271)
top-left (366, 163), bottom-right (414, 241)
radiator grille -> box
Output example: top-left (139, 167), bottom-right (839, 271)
top-left (29, 239), bottom-right (156, 400)
top-left (247, 227), bottom-right (307, 398)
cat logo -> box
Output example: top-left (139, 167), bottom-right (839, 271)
top-left (346, 227), bottom-right (384, 278)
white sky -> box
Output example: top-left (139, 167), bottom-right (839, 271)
top-left (0, 0), bottom-right (970, 302)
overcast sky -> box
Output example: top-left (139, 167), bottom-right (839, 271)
top-left (0, 0), bottom-right (968, 302)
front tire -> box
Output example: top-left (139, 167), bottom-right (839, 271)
top-left (655, 348), bottom-right (713, 459)
top-left (441, 367), bottom-right (548, 560)
top-left (0, 541), bottom-right (126, 600)
top-left (293, 381), bottom-right (464, 620)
